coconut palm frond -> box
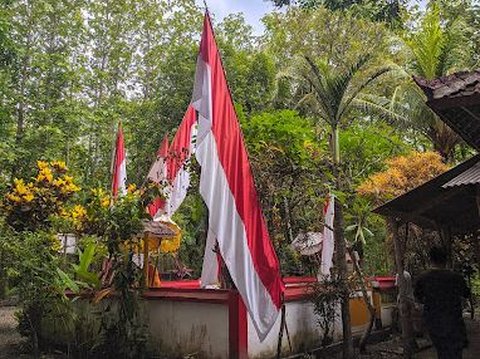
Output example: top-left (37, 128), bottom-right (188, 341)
top-left (351, 95), bottom-right (410, 125)
top-left (339, 65), bottom-right (393, 121)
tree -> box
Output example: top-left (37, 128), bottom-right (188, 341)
top-left (265, 8), bottom-right (400, 356)
top-left (242, 110), bottom-right (327, 274)
top-left (269, 0), bottom-right (407, 26)
top-left (389, 4), bottom-right (474, 162)
top-left (302, 54), bottom-right (395, 357)
top-left (357, 151), bottom-right (449, 204)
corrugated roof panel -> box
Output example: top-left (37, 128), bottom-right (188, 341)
top-left (443, 161), bottom-right (480, 188)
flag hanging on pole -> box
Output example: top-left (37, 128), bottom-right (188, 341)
top-left (165, 105), bottom-right (197, 217)
top-left (320, 195), bottom-right (335, 277)
top-left (147, 134), bottom-right (169, 184)
top-left (112, 122), bottom-right (127, 198)
top-left (192, 12), bottom-right (284, 341)
top-left (146, 106), bottom-right (197, 220)
top-left (147, 134), bottom-right (169, 218)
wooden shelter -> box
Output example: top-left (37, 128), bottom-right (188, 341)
top-left (373, 70), bottom-right (480, 358)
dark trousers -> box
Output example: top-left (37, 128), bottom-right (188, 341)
top-left (431, 336), bottom-right (463, 359)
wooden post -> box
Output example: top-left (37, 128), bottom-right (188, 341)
top-left (143, 234), bottom-right (149, 288)
top-left (389, 218), bottom-right (414, 358)
top-left (475, 186), bottom-right (480, 267)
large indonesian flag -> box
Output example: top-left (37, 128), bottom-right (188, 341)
top-left (192, 13), bottom-right (284, 341)
top-left (112, 122), bottom-right (127, 198)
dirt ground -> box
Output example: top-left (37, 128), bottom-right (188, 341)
top-left (0, 306), bottom-right (24, 359)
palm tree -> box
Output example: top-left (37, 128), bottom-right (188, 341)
top-left (289, 54), bottom-right (394, 358)
top-left (390, 5), bottom-right (472, 162)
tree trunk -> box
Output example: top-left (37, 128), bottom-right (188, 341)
top-left (335, 200), bottom-right (354, 359)
top-left (331, 124), bottom-right (354, 359)
top-left (346, 245), bottom-right (375, 353)
top-left (389, 218), bottom-right (414, 358)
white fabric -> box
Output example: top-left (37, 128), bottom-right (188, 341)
top-left (195, 130), bottom-right (278, 341)
top-left (147, 158), bottom-right (167, 184)
top-left (118, 158), bottom-right (127, 197)
top-left (200, 229), bottom-right (220, 287)
top-left (320, 195), bottom-right (335, 277)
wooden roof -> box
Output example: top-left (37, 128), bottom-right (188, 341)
top-left (414, 70), bottom-right (480, 150)
top-left (374, 154), bottom-right (480, 233)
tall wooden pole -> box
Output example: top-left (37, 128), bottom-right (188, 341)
top-left (389, 218), bottom-right (414, 358)
top-left (332, 124), bottom-right (353, 359)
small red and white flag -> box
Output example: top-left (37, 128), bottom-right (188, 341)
top-left (112, 122), bottom-right (127, 198)
top-left (320, 195), bottom-right (335, 277)
top-left (192, 13), bottom-right (284, 341)
top-left (147, 106), bottom-right (197, 220)
top-left (165, 105), bottom-right (197, 217)
top-left (147, 134), bottom-right (169, 218)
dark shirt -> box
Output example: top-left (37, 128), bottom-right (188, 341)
top-left (414, 269), bottom-right (469, 341)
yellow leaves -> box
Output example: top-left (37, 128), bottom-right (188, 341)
top-left (100, 196), bottom-right (110, 208)
top-left (14, 179), bottom-right (28, 195)
top-left (49, 235), bottom-right (62, 252)
top-left (37, 160), bottom-right (49, 170)
top-left (357, 151), bottom-right (450, 204)
top-left (23, 193), bottom-right (35, 203)
top-left (127, 183), bottom-right (137, 194)
top-left (91, 188), bottom-right (110, 208)
top-left (37, 167), bottom-right (54, 182)
top-left (5, 179), bottom-right (36, 203)
top-left (6, 193), bottom-right (22, 203)
top-left (51, 160), bottom-right (67, 172)
top-left (71, 205), bottom-right (87, 220)
top-left (2, 159), bottom-right (82, 232)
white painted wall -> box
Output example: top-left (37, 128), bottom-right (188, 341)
top-left (248, 300), bottom-right (343, 359)
top-left (146, 300), bottom-right (229, 359)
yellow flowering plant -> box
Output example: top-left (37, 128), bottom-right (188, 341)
top-left (1, 161), bottom-right (81, 232)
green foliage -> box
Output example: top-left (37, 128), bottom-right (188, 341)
top-left (269, 0), bottom-right (407, 27)
top-left (309, 278), bottom-right (345, 346)
top-left (242, 110), bottom-right (325, 275)
top-left (72, 242), bottom-right (100, 289)
top-left (339, 121), bottom-right (410, 185)
top-left (1, 230), bottom-right (74, 356)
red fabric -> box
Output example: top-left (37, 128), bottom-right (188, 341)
top-left (198, 14), bottom-right (284, 309)
top-left (157, 134), bottom-right (169, 157)
top-left (147, 197), bottom-right (165, 218)
top-left (166, 105), bottom-right (196, 183)
top-left (147, 107), bottom-right (196, 219)
top-left (147, 134), bottom-right (169, 217)
top-left (111, 123), bottom-right (126, 198)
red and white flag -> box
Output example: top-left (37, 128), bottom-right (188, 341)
top-left (147, 134), bottom-right (169, 218)
top-left (320, 195), bottom-right (335, 277)
top-left (147, 107), bottom-right (197, 220)
top-left (112, 122), bottom-right (127, 198)
top-left (165, 105), bottom-right (197, 217)
top-left (192, 13), bottom-right (284, 341)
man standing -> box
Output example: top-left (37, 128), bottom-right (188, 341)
top-left (414, 246), bottom-right (470, 359)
